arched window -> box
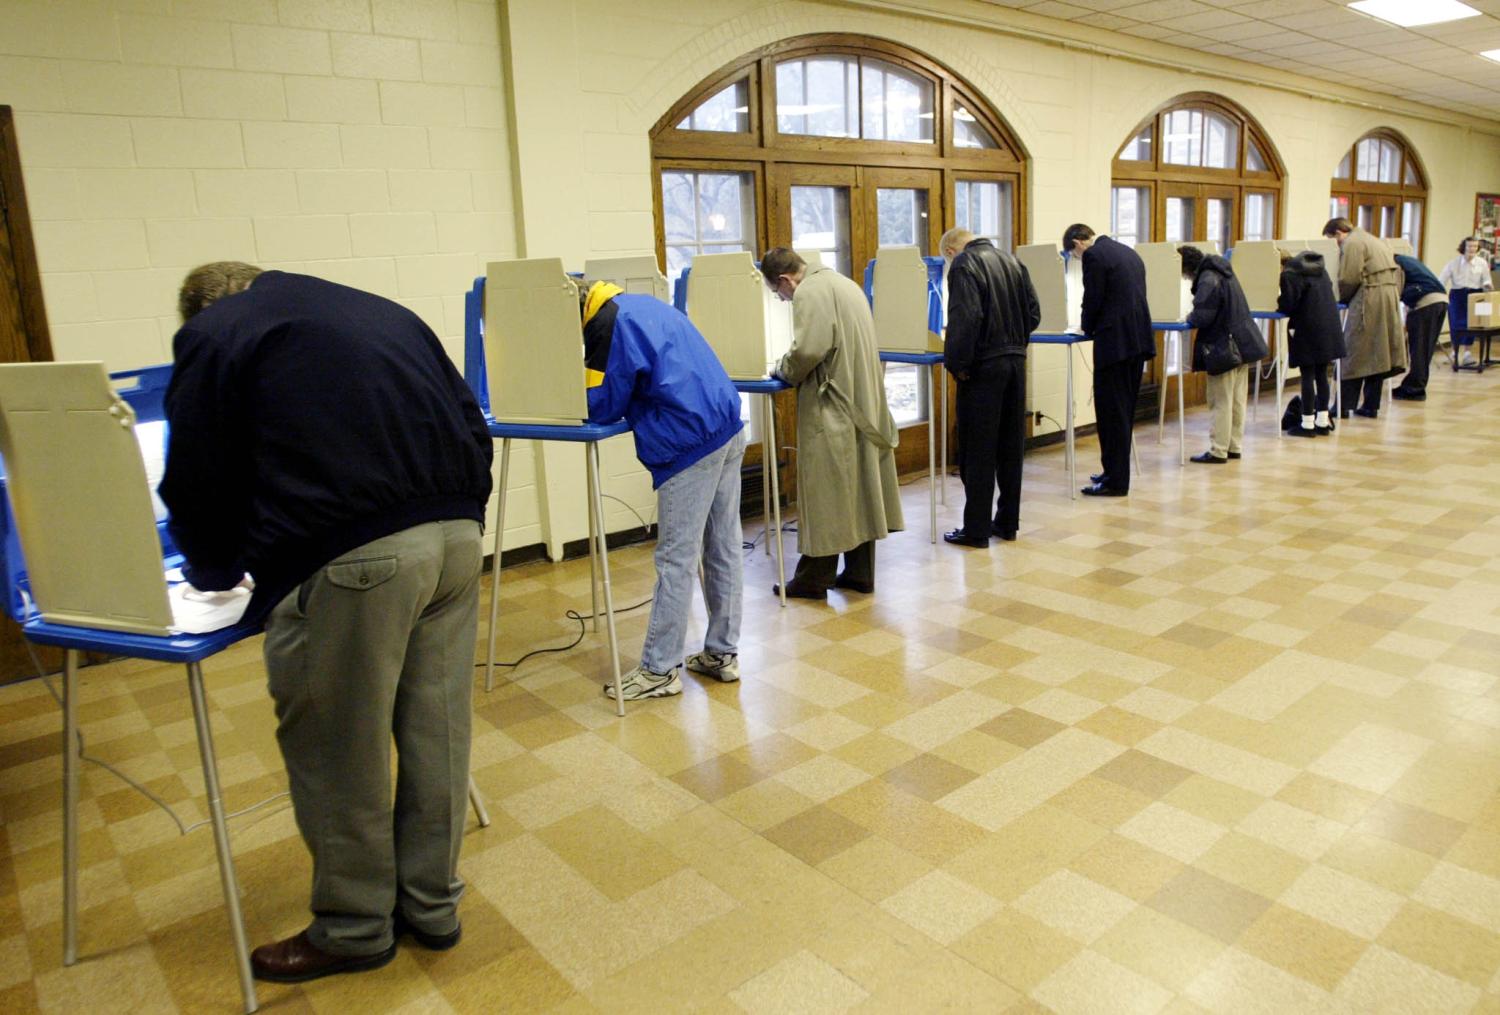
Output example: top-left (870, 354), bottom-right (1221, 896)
top-left (1330, 129), bottom-right (1428, 257)
top-left (1110, 94), bottom-right (1284, 251)
top-left (652, 34), bottom-right (1027, 457)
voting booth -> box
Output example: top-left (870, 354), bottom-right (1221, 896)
top-left (483, 258), bottom-right (589, 424)
top-left (583, 255), bottom-right (669, 303)
top-left (1229, 240), bottom-right (1283, 313)
top-left (1016, 243), bottom-right (1073, 334)
top-left (870, 245), bottom-right (938, 352)
top-left (1385, 237), bottom-right (1414, 258)
top-left (685, 251), bottom-right (793, 379)
top-left (1137, 242), bottom-right (1187, 322)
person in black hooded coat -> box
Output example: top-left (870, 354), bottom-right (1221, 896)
top-left (1181, 246), bottom-right (1267, 464)
top-left (1276, 250), bottom-right (1346, 436)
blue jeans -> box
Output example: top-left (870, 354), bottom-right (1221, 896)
top-left (640, 429), bottom-right (745, 673)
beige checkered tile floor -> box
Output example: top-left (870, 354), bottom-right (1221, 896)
top-left (3, 368), bottom-right (1500, 1013)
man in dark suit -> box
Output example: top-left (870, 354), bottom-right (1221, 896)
top-left (939, 227), bottom-right (1041, 546)
top-left (1064, 224), bottom-right (1155, 496)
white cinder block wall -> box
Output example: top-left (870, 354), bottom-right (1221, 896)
top-left (9, 0), bottom-right (1500, 561)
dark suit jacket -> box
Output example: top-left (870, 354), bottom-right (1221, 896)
top-left (1080, 235), bottom-right (1156, 369)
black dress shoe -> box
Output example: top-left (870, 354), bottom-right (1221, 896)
top-left (991, 524), bottom-right (1017, 541)
top-left (1090, 472), bottom-right (1109, 485)
top-left (773, 582), bottom-right (826, 600)
top-left (394, 913), bottom-right (462, 951)
top-left (834, 573), bottom-right (874, 593)
top-left (251, 930), bottom-right (397, 984)
top-left (1190, 452), bottom-right (1227, 464)
top-left (1314, 423), bottom-right (1333, 434)
top-left (1353, 406), bottom-right (1378, 418)
top-left (1081, 483), bottom-right (1126, 497)
top-left (944, 529), bottom-right (988, 548)
top-left (1227, 451), bottom-right (1241, 459)
top-left (1391, 388), bottom-right (1425, 401)
top-left (1287, 426), bottom-right (1318, 437)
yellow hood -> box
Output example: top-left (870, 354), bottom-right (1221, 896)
top-left (582, 281), bottom-right (623, 325)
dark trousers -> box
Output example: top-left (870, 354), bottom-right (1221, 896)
top-left (1093, 354), bottom-right (1144, 492)
top-left (1396, 303), bottom-right (1446, 394)
top-left (1449, 289), bottom-right (1480, 348)
top-left (956, 357), bottom-right (1026, 538)
top-left (1299, 363), bottom-right (1331, 412)
top-left (1341, 375), bottom-right (1383, 413)
top-left (791, 540), bottom-right (874, 593)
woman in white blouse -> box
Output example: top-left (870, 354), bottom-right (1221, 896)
top-left (1439, 237), bottom-right (1494, 367)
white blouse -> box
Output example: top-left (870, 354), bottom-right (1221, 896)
top-left (1440, 254), bottom-right (1493, 291)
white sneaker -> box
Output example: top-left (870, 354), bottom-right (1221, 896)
top-left (604, 665), bottom-right (682, 701)
top-left (685, 650), bottom-right (740, 683)
top-left (1461, 349), bottom-right (1478, 366)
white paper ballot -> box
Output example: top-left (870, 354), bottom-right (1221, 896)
top-left (1065, 255), bottom-right (1084, 334)
top-left (136, 420), bottom-right (168, 523)
top-left (168, 580), bottom-right (251, 634)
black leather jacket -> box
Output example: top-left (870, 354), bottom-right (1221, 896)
top-left (944, 239), bottom-right (1041, 378)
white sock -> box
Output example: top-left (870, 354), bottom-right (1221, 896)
top-left (1302, 414), bottom-right (1315, 429)
top-left (1315, 410), bottom-right (1330, 427)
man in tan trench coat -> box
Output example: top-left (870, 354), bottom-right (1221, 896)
top-left (761, 248), bottom-right (904, 600)
top-left (1322, 217), bottom-right (1406, 419)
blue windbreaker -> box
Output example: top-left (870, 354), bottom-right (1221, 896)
top-left (584, 293), bottom-right (743, 488)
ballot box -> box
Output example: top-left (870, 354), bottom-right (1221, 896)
top-left (1016, 243), bottom-right (1072, 334)
top-left (483, 258), bottom-right (589, 424)
top-left (871, 245), bottom-right (938, 352)
top-left (1468, 291), bottom-right (1497, 329)
top-left (583, 255), bottom-right (669, 302)
top-left (1229, 240), bottom-right (1282, 313)
top-left (685, 251), bottom-right (793, 379)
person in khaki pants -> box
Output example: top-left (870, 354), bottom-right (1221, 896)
top-left (161, 262), bottom-right (493, 983)
top-left (1178, 246), bottom-right (1267, 464)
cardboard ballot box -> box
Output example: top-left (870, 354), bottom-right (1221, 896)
top-left (1468, 291), bottom-right (1497, 330)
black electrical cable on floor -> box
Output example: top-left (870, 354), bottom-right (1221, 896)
top-left (477, 596), bottom-right (654, 670)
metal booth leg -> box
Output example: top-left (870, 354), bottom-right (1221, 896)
top-left (939, 366), bottom-right (948, 507)
top-left (467, 777), bottom-right (491, 828)
top-left (1177, 335), bottom-right (1185, 467)
top-left (585, 447), bottom-right (599, 633)
top-left (187, 661), bottom-right (259, 1014)
top-left (765, 395), bottom-right (787, 607)
top-left (484, 437), bottom-right (511, 693)
top-left (62, 648), bottom-right (79, 968)
top-left (587, 443), bottom-right (625, 716)
top-left (1065, 344), bottom-right (1076, 499)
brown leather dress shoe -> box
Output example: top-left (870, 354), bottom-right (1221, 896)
top-left (251, 929), bottom-right (397, 983)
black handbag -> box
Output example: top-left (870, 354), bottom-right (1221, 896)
top-left (1202, 335), bottom-right (1242, 376)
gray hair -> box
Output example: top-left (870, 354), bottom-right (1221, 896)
top-left (178, 261), bottom-right (263, 321)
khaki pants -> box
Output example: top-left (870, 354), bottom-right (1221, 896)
top-left (263, 519), bottom-right (482, 957)
top-left (1206, 364), bottom-right (1249, 459)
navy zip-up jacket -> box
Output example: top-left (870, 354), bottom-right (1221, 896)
top-left (161, 271), bottom-right (494, 623)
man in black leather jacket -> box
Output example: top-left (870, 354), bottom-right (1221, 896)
top-left (940, 228), bottom-right (1041, 546)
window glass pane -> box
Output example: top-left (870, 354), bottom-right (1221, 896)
top-left (1356, 204), bottom-right (1374, 231)
top-left (1331, 194), bottom-right (1350, 220)
top-left (1119, 126), bottom-right (1153, 162)
top-left (1163, 109), bottom-right (1203, 166)
top-left (1206, 198), bottom-right (1231, 252)
top-left (1404, 159), bottom-right (1420, 186)
top-left (883, 363), bottom-right (923, 425)
top-left (876, 188), bottom-right (929, 253)
top-left (1379, 140), bottom-right (1400, 184)
top-left (1335, 151), bottom-right (1351, 179)
top-left (1402, 199), bottom-right (1423, 254)
top-left (1378, 204), bottom-right (1396, 237)
top-left (676, 80), bottom-right (749, 133)
top-left (861, 58), bottom-right (933, 143)
top-left (776, 57), bottom-right (857, 137)
top-left (955, 179), bottom-right (1012, 250)
top-left (1243, 193), bottom-right (1275, 242)
top-left (1246, 139), bottom-right (1268, 172)
top-left (1355, 138), bottom-right (1379, 181)
top-left (1204, 113), bottom-right (1238, 168)
top-left (790, 185), bottom-right (851, 276)
top-left (953, 104), bottom-right (997, 149)
top-left (1110, 186), bottom-right (1151, 247)
top-left (1166, 196), bottom-right (1194, 243)
top-left (661, 170), bottom-right (756, 302)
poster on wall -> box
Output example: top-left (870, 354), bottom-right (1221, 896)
top-left (1474, 193), bottom-right (1500, 262)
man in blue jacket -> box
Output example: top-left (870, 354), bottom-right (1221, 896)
top-left (582, 281), bottom-right (746, 701)
top-left (163, 263), bottom-right (493, 982)
top-left (1391, 253), bottom-right (1449, 401)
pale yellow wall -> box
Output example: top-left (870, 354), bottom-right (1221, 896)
top-left (9, 0), bottom-right (1500, 559)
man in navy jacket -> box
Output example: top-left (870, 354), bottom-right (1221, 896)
top-left (1391, 253), bottom-right (1449, 401)
top-left (582, 282), bottom-right (746, 701)
top-left (162, 263), bottom-right (493, 983)
top-left (1065, 224), bottom-right (1156, 496)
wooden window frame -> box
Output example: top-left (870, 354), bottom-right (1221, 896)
top-left (1330, 129), bottom-right (1428, 258)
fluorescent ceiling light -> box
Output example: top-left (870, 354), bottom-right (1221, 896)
top-left (1348, 0), bottom-right (1480, 28)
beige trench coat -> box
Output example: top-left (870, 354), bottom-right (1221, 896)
top-left (1337, 227), bottom-right (1407, 381)
top-left (774, 267), bottom-right (904, 557)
